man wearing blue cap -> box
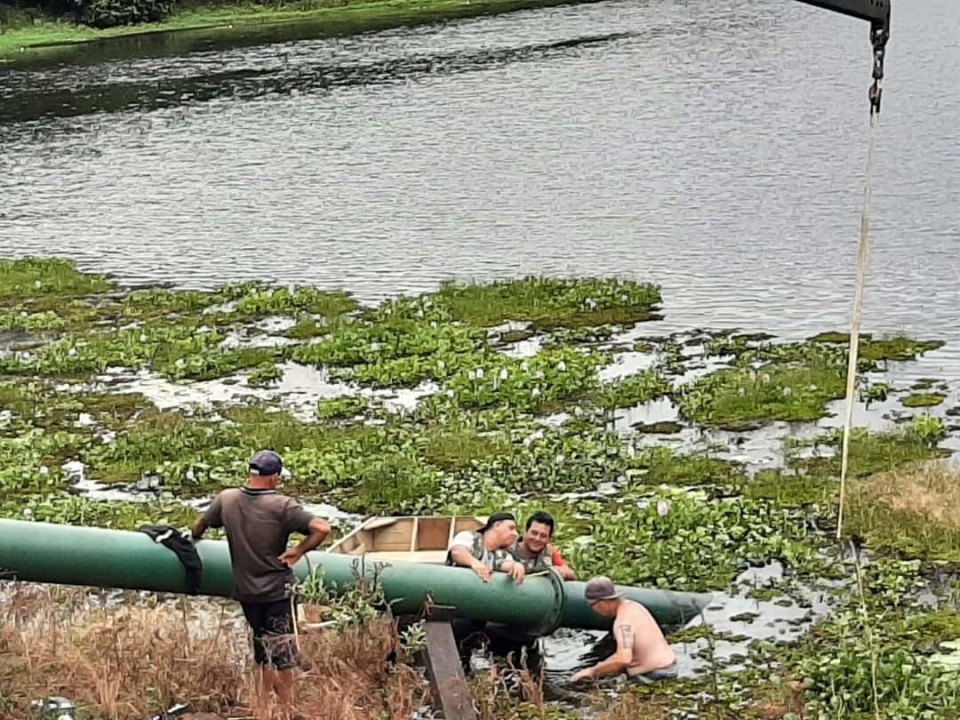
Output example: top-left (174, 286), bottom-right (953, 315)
top-left (193, 450), bottom-right (331, 720)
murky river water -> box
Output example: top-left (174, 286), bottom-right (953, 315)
top-left (1, 0), bottom-right (958, 345)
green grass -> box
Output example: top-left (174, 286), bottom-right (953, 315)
top-left (0, 0), bottom-right (598, 61)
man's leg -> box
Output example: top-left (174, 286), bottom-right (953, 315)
top-left (240, 601), bottom-right (273, 720)
top-left (451, 617), bottom-right (489, 673)
top-left (262, 598), bottom-right (301, 717)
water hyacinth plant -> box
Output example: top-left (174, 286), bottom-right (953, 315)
top-left (1, 257), bottom-right (959, 719)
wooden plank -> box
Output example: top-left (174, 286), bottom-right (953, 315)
top-left (418, 517), bottom-right (454, 550)
top-left (409, 517), bottom-right (419, 552)
top-left (423, 621), bottom-right (477, 720)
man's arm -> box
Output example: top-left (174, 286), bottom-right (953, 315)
top-left (572, 622), bottom-right (634, 682)
top-left (279, 515), bottom-right (332, 567)
top-left (497, 555), bottom-right (526, 584)
top-left (191, 495), bottom-right (223, 540)
top-left (550, 546), bottom-right (577, 580)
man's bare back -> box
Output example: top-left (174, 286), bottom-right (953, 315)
top-left (614, 599), bottom-right (677, 678)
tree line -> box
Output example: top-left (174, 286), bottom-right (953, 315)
top-left (4, 0), bottom-right (175, 29)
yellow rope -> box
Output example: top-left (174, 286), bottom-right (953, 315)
top-left (836, 111), bottom-right (880, 540)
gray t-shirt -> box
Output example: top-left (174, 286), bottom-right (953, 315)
top-left (201, 487), bottom-right (315, 603)
top-left (446, 530), bottom-right (509, 570)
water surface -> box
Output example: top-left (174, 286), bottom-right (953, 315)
top-left (0, 0), bottom-right (957, 347)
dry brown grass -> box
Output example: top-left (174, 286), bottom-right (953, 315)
top-left (856, 463), bottom-right (960, 527)
top-left (846, 462), bottom-right (960, 561)
top-left (0, 582), bottom-right (430, 720)
top-left (0, 581), bottom-right (701, 720)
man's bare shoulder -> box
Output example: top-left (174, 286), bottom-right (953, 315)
top-left (619, 599), bottom-right (657, 625)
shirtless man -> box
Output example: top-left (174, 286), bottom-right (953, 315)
top-left (570, 576), bottom-right (678, 685)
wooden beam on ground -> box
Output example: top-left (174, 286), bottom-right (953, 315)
top-left (421, 612), bottom-right (477, 720)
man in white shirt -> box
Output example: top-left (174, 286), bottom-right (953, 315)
top-left (446, 511), bottom-right (526, 583)
top-left (445, 511), bottom-right (528, 671)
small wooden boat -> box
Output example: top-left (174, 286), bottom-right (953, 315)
top-left (326, 515), bottom-right (487, 565)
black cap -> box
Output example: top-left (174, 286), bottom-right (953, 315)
top-left (478, 511), bottom-right (516, 533)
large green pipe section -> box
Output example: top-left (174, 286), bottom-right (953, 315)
top-left (0, 520), bottom-right (711, 633)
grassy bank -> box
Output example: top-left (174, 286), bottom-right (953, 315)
top-left (0, 0), bottom-right (594, 61)
top-left (1, 256), bottom-right (959, 718)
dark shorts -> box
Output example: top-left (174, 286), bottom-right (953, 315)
top-left (240, 598), bottom-right (299, 670)
top-left (626, 660), bottom-right (679, 684)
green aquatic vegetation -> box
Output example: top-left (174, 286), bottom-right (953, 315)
top-left (632, 420), bottom-right (683, 434)
top-left (901, 392), bottom-right (947, 408)
top-left (787, 426), bottom-right (948, 479)
top-left (497, 327), bottom-right (537, 344)
top-left (383, 277), bottom-right (662, 328)
top-left (327, 351), bottom-right (478, 388)
top-left (561, 488), bottom-right (818, 592)
top-left (0, 322), bottom-right (226, 378)
top-left (283, 315), bottom-right (336, 339)
top-left (676, 355), bottom-right (846, 428)
top-left (442, 346), bottom-right (607, 412)
top-left (157, 345), bottom-right (286, 381)
top-left (592, 369), bottom-right (671, 411)
top-left (0, 493), bottom-right (198, 531)
top-left (859, 379), bottom-right (890, 403)
top-left (316, 395), bottom-right (369, 421)
top-left (0, 257), bottom-right (112, 306)
top-left (0, 381), bottom-right (153, 434)
top-left (343, 453), bottom-right (447, 514)
top-left (789, 579), bottom-right (960, 720)
top-left (0, 306), bottom-right (68, 333)
top-left (246, 363), bottom-right (284, 387)
top-left (809, 331), bottom-right (945, 362)
top-left (627, 446), bottom-right (745, 487)
top-left (231, 284), bottom-right (358, 319)
top-left (86, 426), bottom-right (243, 488)
top-left (0, 431), bottom-right (82, 493)
top-left (121, 286), bottom-right (230, 317)
top-left (465, 425), bottom-right (629, 495)
top-left (420, 425), bottom-right (514, 472)
top-left (742, 469), bottom-right (837, 508)
top-left (291, 317), bottom-right (485, 368)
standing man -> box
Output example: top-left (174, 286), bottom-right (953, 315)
top-left (510, 511), bottom-right (576, 580)
top-left (192, 450), bottom-right (331, 720)
top-left (570, 576), bottom-right (678, 685)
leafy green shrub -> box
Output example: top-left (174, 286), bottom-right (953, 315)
top-left (75, 0), bottom-right (173, 28)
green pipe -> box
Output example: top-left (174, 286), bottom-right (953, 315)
top-left (0, 520), bottom-right (711, 633)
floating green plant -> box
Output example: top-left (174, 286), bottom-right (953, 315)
top-left (376, 277), bottom-right (662, 329)
top-left (0, 257), bottom-right (112, 306)
top-left (676, 355), bottom-right (845, 428)
top-left (901, 392), bottom-right (947, 408)
top-left (808, 331), bottom-right (945, 362)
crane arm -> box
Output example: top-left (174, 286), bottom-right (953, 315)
top-left (792, 0), bottom-right (891, 114)
top-left (793, 0), bottom-right (890, 26)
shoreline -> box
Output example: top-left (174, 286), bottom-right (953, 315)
top-left (0, 0), bottom-right (600, 64)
